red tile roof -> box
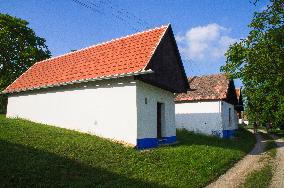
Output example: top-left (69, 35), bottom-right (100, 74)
top-left (235, 87), bottom-right (244, 110)
top-left (4, 25), bottom-right (169, 93)
top-left (175, 74), bottom-right (231, 102)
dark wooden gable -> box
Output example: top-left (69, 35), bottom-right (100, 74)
top-left (135, 25), bottom-right (189, 93)
top-left (225, 80), bottom-right (239, 105)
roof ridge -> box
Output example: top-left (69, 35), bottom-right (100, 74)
top-left (187, 73), bottom-right (227, 78)
top-left (188, 76), bottom-right (197, 84)
top-left (36, 24), bottom-right (169, 65)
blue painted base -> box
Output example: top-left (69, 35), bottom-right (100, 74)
top-left (158, 136), bottom-right (177, 145)
top-left (222, 129), bottom-right (236, 138)
top-left (136, 138), bottom-right (158, 149)
top-left (136, 136), bottom-right (176, 149)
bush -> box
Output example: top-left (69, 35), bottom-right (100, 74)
top-left (280, 123), bottom-right (284, 130)
top-left (0, 95), bottom-right (7, 114)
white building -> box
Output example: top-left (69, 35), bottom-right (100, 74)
top-left (175, 74), bottom-right (239, 138)
top-left (3, 25), bottom-right (189, 149)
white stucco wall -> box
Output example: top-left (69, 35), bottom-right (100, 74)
top-left (136, 80), bottom-right (175, 139)
top-left (175, 101), bottom-right (223, 136)
top-left (221, 101), bottom-right (238, 130)
top-left (7, 77), bottom-right (138, 145)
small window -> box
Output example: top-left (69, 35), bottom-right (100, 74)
top-left (145, 97), bottom-right (147, 104)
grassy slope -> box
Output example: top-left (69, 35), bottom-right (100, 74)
top-left (0, 115), bottom-right (255, 188)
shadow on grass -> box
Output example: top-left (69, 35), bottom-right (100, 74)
top-left (0, 140), bottom-right (166, 188)
top-left (271, 129), bottom-right (284, 138)
top-left (175, 128), bottom-right (256, 154)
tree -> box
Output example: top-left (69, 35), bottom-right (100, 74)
top-left (0, 14), bottom-right (51, 113)
top-left (221, 0), bottom-right (284, 126)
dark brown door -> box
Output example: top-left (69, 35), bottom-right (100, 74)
top-left (157, 102), bottom-right (162, 139)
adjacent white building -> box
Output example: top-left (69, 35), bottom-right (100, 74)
top-left (3, 25), bottom-right (189, 149)
top-left (175, 74), bottom-right (239, 138)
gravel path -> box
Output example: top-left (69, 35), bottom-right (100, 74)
top-left (269, 135), bottom-right (284, 188)
top-left (206, 132), bottom-right (266, 188)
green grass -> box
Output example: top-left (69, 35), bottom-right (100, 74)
top-left (243, 165), bottom-right (272, 188)
top-left (265, 140), bottom-right (277, 158)
top-left (0, 115), bottom-right (255, 188)
top-left (243, 133), bottom-right (277, 188)
top-left (260, 132), bottom-right (278, 158)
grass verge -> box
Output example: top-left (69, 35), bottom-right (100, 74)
top-left (242, 133), bottom-right (277, 188)
top-left (0, 115), bottom-right (255, 188)
top-left (242, 165), bottom-right (272, 188)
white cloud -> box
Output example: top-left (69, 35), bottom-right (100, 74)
top-left (177, 23), bottom-right (238, 60)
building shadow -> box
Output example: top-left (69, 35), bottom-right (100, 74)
top-left (174, 128), bottom-right (256, 154)
top-left (0, 140), bottom-right (167, 188)
top-left (275, 139), bottom-right (284, 148)
top-left (270, 133), bottom-right (284, 150)
top-left (256, 130), bottom-right (284, 155)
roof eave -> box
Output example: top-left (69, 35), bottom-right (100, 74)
top-left (2, 69), bottom-right (154, 94)
top-left (174, 98), bottom-right (226, 103)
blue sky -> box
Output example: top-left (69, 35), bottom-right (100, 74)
top-left (1, 0), bottom-right (270, 87)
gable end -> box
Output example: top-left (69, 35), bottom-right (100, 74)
top-left (224, 80), bottom-right (238, 105)
top-left (135, 25), bottom-right (189, 93)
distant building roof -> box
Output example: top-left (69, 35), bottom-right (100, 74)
top-left (235, 88), bottom-right (244, 111)
top-left (4, 25), bottom-right (169, 94)
top-left (235, 88), bottom-right (241, 100)
top-left (175, 73), bottom-right (238, 104)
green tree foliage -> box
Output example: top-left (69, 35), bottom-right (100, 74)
top-left (221, 0), bottom-right (284, 126)
top-left (0, 14), bottom-right (51, 113)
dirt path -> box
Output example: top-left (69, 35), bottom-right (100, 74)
top-left (269, 135), bottom-right (284, 188)
top-left (206, 132), bottom-right (266, 188)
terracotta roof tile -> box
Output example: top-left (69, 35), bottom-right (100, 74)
top-left (175, 73), bottom-right (230, 101)
top-left (4, 25), bottom-right (168, 93)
